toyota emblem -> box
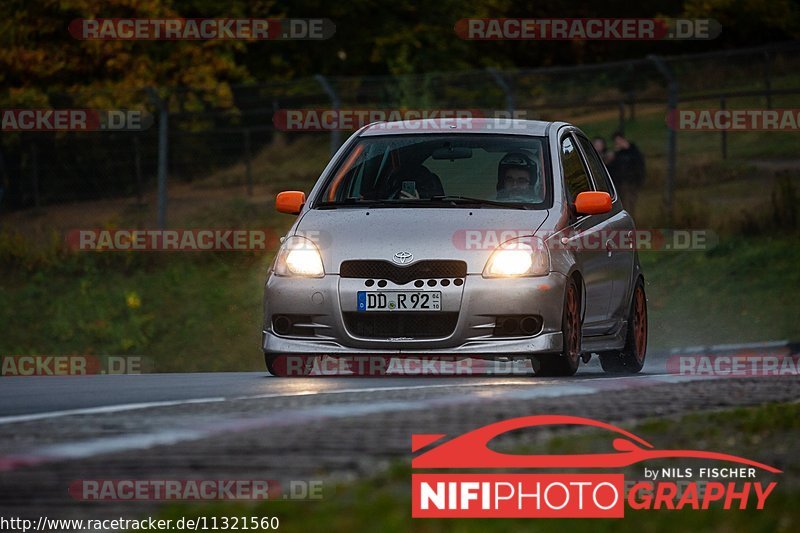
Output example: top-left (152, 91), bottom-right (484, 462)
top-left (393, 251), bottom-right (413, 264)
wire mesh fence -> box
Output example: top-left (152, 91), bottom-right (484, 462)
top-left (2, 42), bottom-right (799, 224)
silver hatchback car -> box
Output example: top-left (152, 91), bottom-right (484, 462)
top-left (263, 119), bottom-right (647, 376)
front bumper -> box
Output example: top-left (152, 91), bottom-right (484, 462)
top-left (262, 271), bottom-right (567, 356)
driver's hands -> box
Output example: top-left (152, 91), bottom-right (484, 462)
top-left (399, 189), bottom-right (420, 199)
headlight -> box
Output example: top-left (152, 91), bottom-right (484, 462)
top-left (483, 238), bottom-right (549, 277)
top-left (274, 236), bottom-right (324, 277)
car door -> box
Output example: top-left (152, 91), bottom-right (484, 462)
top-left (574, 133), bottom-right (636, 326)
top-left (557, 131), bottom-right (615, 334)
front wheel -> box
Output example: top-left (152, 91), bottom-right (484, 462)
top-left (599, 279), bottom-right (647, 373)
top-left (531, 277), bottom-right (581, 377)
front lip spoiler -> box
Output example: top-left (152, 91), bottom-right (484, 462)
top-left (262, 330), bottom-right (563, 356)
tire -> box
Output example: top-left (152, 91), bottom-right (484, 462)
top-left (599, 278), bottom-right (647, 374)
top-left (264, 354), bottom-right (315, 377)
top-left (531, 277), bottom-right (581, 377)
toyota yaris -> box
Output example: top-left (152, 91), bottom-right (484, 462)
top-left (263, 118), bottom-right (647, 376)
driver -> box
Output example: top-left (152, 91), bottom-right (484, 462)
top-left (496, 152), bottom-right (538, 201)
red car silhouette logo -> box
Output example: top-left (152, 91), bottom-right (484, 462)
top-left (412, 415), bottom-right (781, 472)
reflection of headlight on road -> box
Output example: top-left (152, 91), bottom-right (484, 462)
top-left (274, 236), bottom-right (324, 277)
top-left (483, 239), bottom-right (549, 277)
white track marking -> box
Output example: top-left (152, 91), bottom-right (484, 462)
top-left (34, 430), bottom-right (208, 459)
top-left (0, 381), bottom-right (536, 425)
top-left (0, 398), bottom-right (226, 426)
top-left (0, 372), bottom-right (721, 469)
top-left (0, 374), bottom-right (707, 426)
top-left (669, 340), bottom-right (789, 353)
top-left (1, 382), bottom-right (602, 466)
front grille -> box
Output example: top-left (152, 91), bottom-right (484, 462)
top-left (340, 260), bottom-right (466, 285)
top-left (343, 312), bottom-right (458, 338)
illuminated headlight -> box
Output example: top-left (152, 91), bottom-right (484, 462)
top-left (274, 236), bottom-right (324, 277)
top-left (483, 238), bottom-right (549, 277)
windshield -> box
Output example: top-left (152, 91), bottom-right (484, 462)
top-left (316, 134), bottom-right (551, 209)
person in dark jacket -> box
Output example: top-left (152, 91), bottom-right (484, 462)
top-left (607, 131), bottom-right (645, 219)
top-left (592, 136), bottom-right (614, 166)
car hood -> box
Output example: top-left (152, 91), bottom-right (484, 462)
top-left (293, 207), bottom-right (550, 274)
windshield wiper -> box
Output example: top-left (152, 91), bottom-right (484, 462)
top-left (317, 198), bottom-right (429, 209)
top-left (317, 198), bottom-right (376, 208)
top-left (318, 196), bottom-right (531, 209)
top-left (430, 195), bottom-right (530, 209)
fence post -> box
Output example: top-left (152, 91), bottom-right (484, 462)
top-left (763, 51), bottom-right (772, 110)
top-left (647, 55), bottom-right (678, 227)
top-left (486, 67), bottom-right (515, 116)
top-left (133, 135), bottom-right (143, 204)
top-left (314, 74), bottom-right (340, 157)
top-left (720, 95), bottom-right (727, 160)
top-left (243, 128), bottom-right (253, 197)
top-left (147, 88), bottom-right (169, 229)
top-left (625, 62), bottom-right (636, 121)
top-left (30, 141), bottom-right (40, 208)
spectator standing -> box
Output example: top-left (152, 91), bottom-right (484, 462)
top-left (607, 131), bottom-right (645, 219)
top-left (592, 136), bottom-right (615, 166)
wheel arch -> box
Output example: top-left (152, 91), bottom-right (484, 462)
top-left (565, 268), bottom-right (585, 322)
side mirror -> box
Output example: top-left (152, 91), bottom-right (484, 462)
top-left (574, 191), bottom-right (612, 215)
top-left (276, 191), bottom-right (306, 215)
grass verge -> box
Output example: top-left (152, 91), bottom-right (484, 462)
top-left (1, 234), bottom-right (797, 371)
top-left (156, 401), bottom-right (800, 532)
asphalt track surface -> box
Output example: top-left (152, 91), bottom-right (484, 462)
top-left (0, 345), bottom-right (797, 524)
top-left (1, 357), bottom-right (645, 418)
top-left (0, 341), bottom-right (791, 417)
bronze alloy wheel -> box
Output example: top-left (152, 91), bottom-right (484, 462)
top-left (532, 277), bottom-right (581, 376)
top-left (564, 281), bottom-right (581, 369)
top-left (599, 278), bottom-right (648, 374)
top-left (633, 284), bottom-right (647, 365)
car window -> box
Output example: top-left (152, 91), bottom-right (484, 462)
top-left (424, 148), bottom-right (544, 201)
top-left (560, 134), bottom-right (593, 202)
top-left (318, 134), bottom-right (551, 208)
top-left (575, 135), bottom-right (614, 196)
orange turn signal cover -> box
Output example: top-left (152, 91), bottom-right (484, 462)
top-left (574, 191), bottom-right (612, 215)
top-left (275, 191), bottom-right (306, 215)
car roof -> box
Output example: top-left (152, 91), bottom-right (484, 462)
top-left (359, 118), bottom-right (565, 137)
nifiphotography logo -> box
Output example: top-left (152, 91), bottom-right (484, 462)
top-left (411, 415), bottom-right (780, 518)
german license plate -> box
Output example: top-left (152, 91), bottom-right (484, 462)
top-left (357, 291), bottom-right (441, 312)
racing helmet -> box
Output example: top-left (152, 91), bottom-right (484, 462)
top-left (497, 152), bottom-right (537, 192)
